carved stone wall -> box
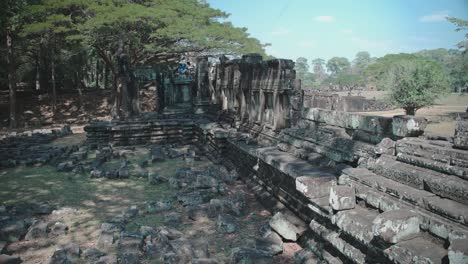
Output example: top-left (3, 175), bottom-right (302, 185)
top-left (196, 54), bottom-right (302, 131)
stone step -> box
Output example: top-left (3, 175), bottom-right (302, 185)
top-left (396, 137), bottom-right (468, 168)
top-left (371, 155), bottom-right (468, 205)
top-left (383, 236), bottom-right (447, 264)
top-left (396, 153), bottom-right (468, 181)
top-left (327, 206), bottom-right (450, 264)
top-left (342, 168), bottom-right (468, 238)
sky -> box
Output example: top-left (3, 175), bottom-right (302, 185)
top-left (207, 0), bottom-right (468, 63)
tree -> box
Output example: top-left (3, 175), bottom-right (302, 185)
top-left (379, 58), bottom-right (450, 115)
top-left (447, 17), bottom-right (468, 53)
top-left (0, 0), bottom-right (28, 128)
top-left (364, 53), bottom-right (418, 86)
top-left (311, 58), bottom-right (326, 83)
top-left (294, 57), bottom-right (314, 88)
top-left (353, 51), bottom-right (371, 73)
top-left (23, 0), bottom-right (267, 119)
top-left (326, 57), bottom-right (350, 75)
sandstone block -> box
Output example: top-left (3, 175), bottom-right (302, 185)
top-left (372, 209), bottom-right (420, 244)
top-left (449, 238), bottom-right (468, 264)
top-left (269, 211), bottom-right (307, 241)
top-left (392, 115), bottom-right (427, 137)
top-left (329, 186), bottom-right (356, 211)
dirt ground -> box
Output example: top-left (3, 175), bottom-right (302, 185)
top-left (0, 134), bottom-right (299, 264)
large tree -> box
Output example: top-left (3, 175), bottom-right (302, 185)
top-left (23, 0), bottom-right (267, 119)
top-left (294, 57), bottom-right (314, 88)
top-left (379, 58), bottom-right (450, 115)
top-left (311, 58), bottom-right (326, 83)
top-left (352, 51), bottom-right (371, 73)
top-left (447, 17), bottom-right (468, 53)
top-left (326, 57), bottom-right (350, 75)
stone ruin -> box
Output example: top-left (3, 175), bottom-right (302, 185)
top-left (303, 91), bottom-right (393, 112)
top-left (81, 53), bottom-right (468, 263)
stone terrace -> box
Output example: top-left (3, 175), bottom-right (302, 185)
top-left (83, 54), bottom-right (468, 264)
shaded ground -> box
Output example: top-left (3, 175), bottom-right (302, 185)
top-left (0, 134), bottom-right (298, 263)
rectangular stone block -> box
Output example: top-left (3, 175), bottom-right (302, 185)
top-left (329, 186), bottom-right (355, 211)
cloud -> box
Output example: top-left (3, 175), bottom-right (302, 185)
top-left (270, 27), bottom-right (290, 36)
top-left (419, 11), bottom-right (449, 22)
top-left (314, 16), bottom-right (334, 23)
top-left (297, 40), bottom-right (314, 48)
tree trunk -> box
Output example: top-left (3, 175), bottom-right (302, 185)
top-left (7, 26), bottom-right (17, 129)
top-left (96, 59), bottom-right (100, 89)
top-left (104, 64), bottom-right (109, 89)
top-left (35, 56), bottom-right (40, 91)
top-left (51, 46), bottom-right (57, 115)
top-left (404, 107), bottom-right (416, 116)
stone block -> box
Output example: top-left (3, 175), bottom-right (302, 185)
top-left (269, 211), bottom-right (307, 241)
top-left (329, 186), bottom-right (355, 211)
top-left (392, 115), bottom-right (427, 137)
top-left (296, 176), bottom-right (334, 199)
top-left (372, 209), bottom-right (420, 244)
top-left (255, 231), bottom-right (283, 255)
top-left (449, 238), bottom-right (468, 264)
top-left (454, 120), bottom-right (468, 150)
top-left (229, 247), bottom-right (272, 264)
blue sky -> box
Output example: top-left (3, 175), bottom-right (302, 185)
top-left (207, 0), bottom-right (468, 63)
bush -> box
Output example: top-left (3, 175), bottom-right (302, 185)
top-left (379, 58), bottom-right (450, 115)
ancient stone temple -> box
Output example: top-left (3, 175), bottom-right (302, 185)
top-left (85, 54), bottom-right (468, 263)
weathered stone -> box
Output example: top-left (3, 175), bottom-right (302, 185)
top-left (192, 258), bottom-right (219, 264)
top-left (49, 222), bottom-right (68, 236)
top-left (49, 248), bottom-right (70, 264)
top-left (118, 232), bottom-right (143, 264)
top-left (372, 209), bottom-right (420, 244)
top-left (146, 199), bottom-right (172, 213)
top-left (164, 212), bottom-right (182, 226)
top-left (392, 115), bottom-right (427, 137)
top-left (454, 120), bottom-right (468, 150)
top-left (0, 254), bottom-right (21, 264)
top-left (294, 249), bottom-right (319, 264)
top-left (83, 247), bottom-right (106, 260)
top-left (97, 231), bottom-right (115, 250)
top-left (0, 220), bottom-right (26, 242)
top-left (24, 221), bottom-right (48, 240)
top-left (216, 214), bottom-right (238, 234)
top-left (255, 231), bottom-right (283, 255)
top-left (269, 211), bottom-right (307, 241)
top-left (57, 161), bottom-right (74, 172)
top-left (177, 190), bottom-right (215, 206)
top-left (296, 176), bottom-right (334, 199)
top-left (375, 137), bottom-right (396, 155)
top-left (95, 255), bottom-right (118, 264)
top-left (229, 247), bottom-right (272, 264)
top-left (329, 186), bottom-right (355, 211)
top-left (449, 238), bottom-right (468, 264)
top-left (148, 172), bottom-right (167, 185)
top-left (101, 223), bottom-right (120, 233)
top-left (123, 205), bottom-right (138, 218)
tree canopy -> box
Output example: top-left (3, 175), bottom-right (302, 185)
top-left (379, 57), bottom-right (450, 115)
top-left (326, 57), bottom-right (350, 75)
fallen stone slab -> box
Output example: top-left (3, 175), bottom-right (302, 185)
top-left (269, 211), bottom-right (307, 241)
top-left (372, 209), bottom-right (420, 244)
top-left (216, 214), bottom-right (238, 234)
top-left (329, 185), bottom-right (355, 211)
top-left (255, 231), bottom-right (283, 255)
top-left (229, 247), bottom-right (272, 264)
top-left (448, 238), bottom-right (468, 264)
top-left (0, 254), bottom-right (21, 264)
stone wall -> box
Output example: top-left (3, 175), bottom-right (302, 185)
top-left (303, 92), bottom-right (392, 112)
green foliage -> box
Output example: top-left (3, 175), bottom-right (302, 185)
top-left (364, 53), bottom-right (418, 86)
top-left (294, 57), bottom-right (314, 87)
top-left (326, 57), bottom-right (350, 75)
top-left (379, 58), bottom-right (450, 115)
top-left (353, 51), bottom-right (371, 73)
top-left (447, 17), bottom-right (468, 53)
top-left (415, 48), bottom-right (467, 90)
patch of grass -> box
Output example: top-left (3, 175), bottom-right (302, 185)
top-left (44, 133), bottom-right (87, 147)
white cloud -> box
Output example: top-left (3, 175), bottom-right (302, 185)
top-left (341, 29), bottom-right (353, 35)
top-left (419, 11), bottom-right (449, 22)
top-left (297, 40), bottom-right (315, 48)
top-left (315, 16), bottom-right (334, 23)
top-left (270, 27), bottom-right (290, 36)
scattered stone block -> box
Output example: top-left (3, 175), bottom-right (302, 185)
top-left (97, 231), bottom-right (115, 250)
top-left (192, 258), bottom-right (219, 264)
top-left (372, 209), bottom-right (420, 244)
top-left (269, 211), bottom-right (307, 241)
top-left (449, 238), bottom-right (468, 264)
top-left (454, 120), bottom-right (468, 150)
top-left (255, 231), bottom-right (283, 255)
top-left (123, 205), bottom-right (138, 218)
top-left (329, 186), bottom-right (355, 211)
top-left (24, 221), bottom-right (48, 240)
top-left (95, 255), bottom-right (118, 264)
top-left (294, 249), bottom-right (319, 264)
top-left (229, 247), bottom-right (272, 264)
top-left (49, 222), bottom-right (68, 236)
top-left (0, 254), bottom-right (21, 264)
top-left (216, 214), bottom-right (238, 234)
top-left (296, 176), bottom-right (334, 199)
top-left (148, 172), bottom-right (167, 185)
top-left (101, 223), bottom-right (120, 233)
top-left (375, 137), bottom-right (396, 155)
top-left (146, 199), bottom-right (172, 213)
top-left (49, 248), bottom-right (69, 264)
top-left (82, 247), bottom-right (106, 260)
